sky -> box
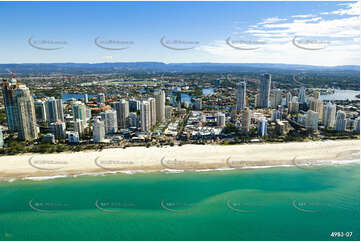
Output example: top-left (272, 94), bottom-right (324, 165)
top-left (0, 1), bottom-right (359, 66)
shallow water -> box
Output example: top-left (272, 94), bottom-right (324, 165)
top-left (0, 163), bottom-right (359, 241)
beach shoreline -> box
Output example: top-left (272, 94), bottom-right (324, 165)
top-left (0, 140), bottom-right (359, 182)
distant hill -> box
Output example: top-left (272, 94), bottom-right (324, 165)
top-left (0, 62), bottom-right (359, 76)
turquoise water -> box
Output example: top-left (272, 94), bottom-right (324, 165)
top-left (0, 164), bottom-right (359, 241)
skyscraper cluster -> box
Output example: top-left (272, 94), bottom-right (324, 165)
top-left (139, 91), bottom-right (167, 132)
top-left (90, 90), bottom-right (168, 141)
top-left (233, 75), bottom-right (358, 137)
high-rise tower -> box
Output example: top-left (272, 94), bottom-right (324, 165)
top-left (2, 75), bottom-right (38, 141)
top-left (236, 81), bottom-right (246, 113)
top-left (257, 74), bottom-right (271, 108)
top-left (16, 85), bottom-right (38, 141)
top-left (155, 90), bottom-right (165, 123)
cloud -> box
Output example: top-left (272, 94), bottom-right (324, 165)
top-left (321, 1), bottom-right (360, 15)
top-left (197, 3), bottom-right (360, 66)
top-left (292, 14), bottom-right (315, 18)
top-left (260, 16), bottom-right (360, 38)
top-left (293, 17), bottom-right (322, 23)
top-left (258, 17), bottom-right (287, 25)
top-left (198, 38), bottom-right (359, 66)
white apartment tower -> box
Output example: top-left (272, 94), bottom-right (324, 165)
top-left (148, 97), bottom-right (156, 126)
top-left (335, 110), bottom-right (347, 132)
top-left (155, 90), bottom-right (165, 123)
top-left (322, 102), bottom-right (336, 128)
top-left (141, 101), bottom-right (151, 132)
top-left (306, 110), bottom-right (319, 131)
top-left (93, 119), bottom-right (105, 143)
top-left (16, 85), bottom-right (39, 141)
top-left (102, 109), bottom-right (118, 134)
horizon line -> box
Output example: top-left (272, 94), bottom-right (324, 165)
top-left (0, 61), bottom-right (359, 68)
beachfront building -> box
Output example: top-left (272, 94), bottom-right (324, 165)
top-left (257, 117), bottom-right (268, 137)
top-left (34, 100), bottom-right (47, 122)
top-left (353, 117), bottom-right (360, 132)
top-left (335, 110), bottom-right (347, 132)
top-left (257, 74), bottom-right (271, 108)
top-left (101, 109), bottom-right (118, 134)
top-left (93, 119), bottom-right (105, 143)
top-left (2, 75), bottom-right (38, 141)
top-left (236, 81), bottom-right (246, 113)
top-left (275, 119), bottom-right (289, 135)
top-left (67, 131), bottom-right (79, 143)
top-left (241, 107), bottom-right (251, 135)
top-left (155, 90), bottom-right (165, 123)
top-left (305, 110), bottom-right (319, 131)
top-left (0, 127), bottom-right (3, 148)
top-left (141, 101), bottom-right (151, 132)
top-left (2, 75), bottom-right (20, 132)
top-left (148, 97), bottom-right (156, 126)
top-left (113, 100), bottom-right (129, 130)
top-left (74, 119), bottom-right (85, 137)
top-left (322, 102), bottom-right (336, 128)
top-left (42, 133), bottom-right (55, 144)
top-left (49, 121), bottom-right (66, 139)
top-left (16, 85), bottom-right (38, 141)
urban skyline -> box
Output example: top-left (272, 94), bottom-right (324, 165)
top-left (1, 70), bottom-right (359, 148)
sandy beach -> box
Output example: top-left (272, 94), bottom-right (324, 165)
top-left (0, 140), bottom-right (359, 181)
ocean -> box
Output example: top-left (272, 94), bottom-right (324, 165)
top-left (0, 163), bottom-right (359, 241)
